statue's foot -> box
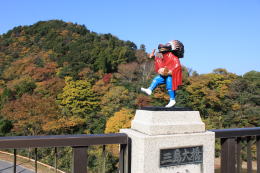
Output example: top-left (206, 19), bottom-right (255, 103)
top-left (165, 100), bottom-right (176, 108)
top-left (141, 88), bottom-right (152, 95)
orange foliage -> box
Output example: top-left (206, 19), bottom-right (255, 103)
top-left (78, 67), bottom-right (92, 77)
top-left (20, 47), bottom-right (30, 55)
top-left (30, 62), bottom-right (57, 81)
top-left (135, 94), bottom-right (152, 107)
top-left (35, 77), bottom-right (65, 97)
top-left (17, 36), bottom-right (26, 42)
top-left (2, 53), bottom-right (58, 82)
top-left (60, 30), bottom-right (70, 37)
top-left (0, 80), bottom-right (5, 86)
top-left (105, 108), bottom-right (134, 156)
top-left (105, 108), bottom-right (134, 134)
top-left (92, 79), bottom-right (111, 96)
top-left (0, 94), bottom-right (61, 135)
top-left (42, 116), bottom-right (85, 132)
top-left (2, 57), bottom-right (33, 79)
top-left (153, 86), bottom-right (169, 101)
top-left (6, 76), bottom-right (34, 90)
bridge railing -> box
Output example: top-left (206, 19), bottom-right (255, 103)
top-left (0, 133), bottom-right (131, 173)
top-left (210, 127), bottom-right (260, 173)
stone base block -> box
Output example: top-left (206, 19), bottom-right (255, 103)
top-left (131, 110), bottom-right (205, 135)
top-left (120, 129), bottom-right (215, 173)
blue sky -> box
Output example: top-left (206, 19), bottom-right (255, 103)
top-left (0, 0), bottom-right (259, 75)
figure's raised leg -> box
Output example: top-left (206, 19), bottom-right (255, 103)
top-left (141, 75), bottom-right (165, 95)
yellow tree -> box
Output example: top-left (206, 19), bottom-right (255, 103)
top-left (105, 108), bottom-right (134, 156)
top-left (57, 77), bottom-right (99, 133)
top-left (58, 77), bottom-right (99, 116)
top-left (105, 108), bottom-right (134, 134)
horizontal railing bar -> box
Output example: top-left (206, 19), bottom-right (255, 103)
top-left (0, 133), bottom-right (128, 149)
top-left (210, 127), bottom-right (260, 138)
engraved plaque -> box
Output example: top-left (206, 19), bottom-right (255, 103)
top-left (160, 146), bottom-right (203, 167)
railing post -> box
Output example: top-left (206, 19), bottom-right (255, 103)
top-left (35, 148), bottom-right (38, 173)
top-left (28, 148), bottom-right (31, 161)
top-left (221, 138), bottom-right (236, 173)
top-left (256, 136), bottom-right (260, 173)
top-left (72, 146), bottom-right (88, 173)
top-left (119, 137), bottom-right (131, 173)
top-left (119, 144), bottom-right (126, 173)
top-left (247, 137), bottom-right (252, 173)
top-left (13, 149), bottom-right (16, 173)
top-left (102, 145), bottom-right (106, 173)
top-left (236, 137), bottom-right (242, 173)
top-left (125, 137), bottom-right (131, 173)
top-left (55, 147), bottom-right (58, 173)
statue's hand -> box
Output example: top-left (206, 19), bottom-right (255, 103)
top-left (159, 68), bottom-right (170, 76)
top-left (149, 49), bottom-right (156, 58)
top-left (158, 68), bottom-right (165, 75)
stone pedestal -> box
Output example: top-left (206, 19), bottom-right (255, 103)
top-left (120, 109), bottom-right (215, 173)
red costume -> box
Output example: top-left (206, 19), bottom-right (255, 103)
top-left (154, 52), bottom-right (182, 90)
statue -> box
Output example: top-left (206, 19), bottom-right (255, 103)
top-left (141, 40), bottom-right (184, 108)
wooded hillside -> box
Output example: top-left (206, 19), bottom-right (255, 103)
top-left (0, 20), bottom-right (259, 172)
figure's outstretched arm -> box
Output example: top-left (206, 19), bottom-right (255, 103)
top-left (149, 49), bottom-right (156, 58)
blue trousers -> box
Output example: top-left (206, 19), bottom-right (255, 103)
top-left (148, 75), bottom-right (176, 100)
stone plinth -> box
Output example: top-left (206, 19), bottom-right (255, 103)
top-left (120, 109), bottom-right (215, 173)
top-left (131, 110), bottom-right (205, 135)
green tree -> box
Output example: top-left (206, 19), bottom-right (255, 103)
top-left (0, 117), bottom-right (13, 136)
top-left (223, 71), bottom-right (260, 128)
top-left (14, 80), bottom-right (36, 97)
top-left (182, 69), bottom-right (238, 129)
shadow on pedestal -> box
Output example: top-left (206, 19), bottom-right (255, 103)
top-left (140, 106), bottom-right (193, 111)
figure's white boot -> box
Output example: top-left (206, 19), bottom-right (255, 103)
top-left (141, 88), bottom-right (152, 95)
top-left (165, 100), bottom-right (176, 108)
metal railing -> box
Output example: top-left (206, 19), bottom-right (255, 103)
top-left (211, 127), bottom-right (260, 173)
top-left (0, 133), bottom-right (131, 173)
top-left (2, 126), bottom-right (259, 173)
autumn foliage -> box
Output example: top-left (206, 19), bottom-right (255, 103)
top-left (105, 108), bottom-right (134, 134)
top-left (0, 20), bottom-right (259, 172)
top-left (1, 94), bottom-right (60, 135)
